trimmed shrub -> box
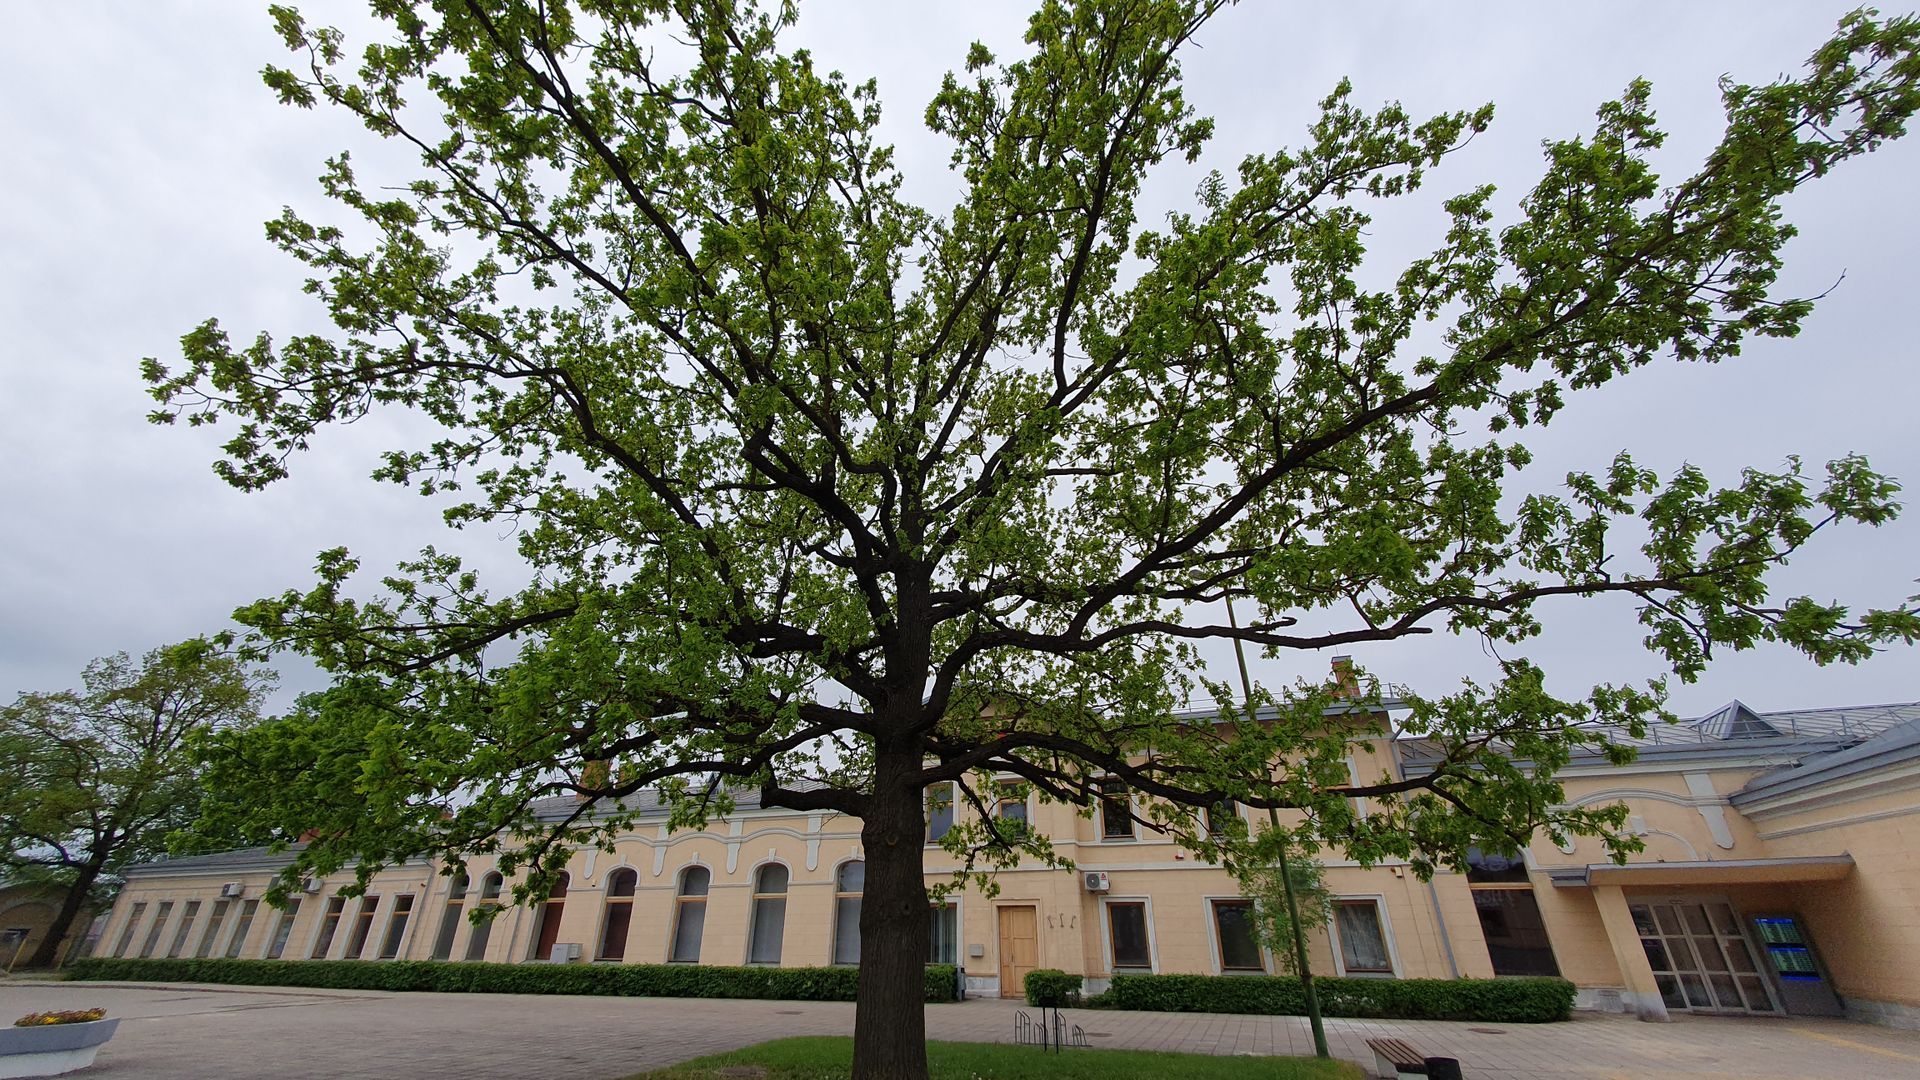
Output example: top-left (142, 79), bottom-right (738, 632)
top-left (1085, 973), bottom-right (1575, 1024)
top-left (1023, 968), bottom-right (1082, 1007)
top-left (65, 957), bottom-right (961, 1004)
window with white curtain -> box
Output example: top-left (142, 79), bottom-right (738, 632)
top-left (671, 865), bottom-right (710, 963)
top-left (1333, 898), bottom-right (1393, 974)
top-left (748, 863), bottom-right (789, 965)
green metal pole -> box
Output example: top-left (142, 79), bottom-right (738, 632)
top-left (1226, 596), bottom-right (1330, 1060)
top-left (1268, 805), bottom-right (1329, 1059)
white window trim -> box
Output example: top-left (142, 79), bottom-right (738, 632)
top-left (830, 856), bottom-right (865, 966)
top-left (1344, 757), bottom-right (1370, 820)
top-left (593, 863), bottom-right (639, 962)
top-left (259, 897), bottom-right (301, 960)
top-left (350, 893), bottom-right (384, 960)
top-left (306, 894), bottom-right (348, 961)
top-left (1099, 895), bottom-right (1159, 975)
top-left (927, 894), bottom-right (964, 967)
top-left (1204, 895), bottom-right (1272, 975)
top-left (925, 781), bottom-right (958, 847)
top-left (378, 893), bottom-right (417, 961)
top-left (1328, 893), bottom-right (1401, 978)
top-left (668, 863), bottom-right (712, 964)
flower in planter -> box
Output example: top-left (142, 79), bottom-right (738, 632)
top-left (12, 1009), bottom-right (107, 1027)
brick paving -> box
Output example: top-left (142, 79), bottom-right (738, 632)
top-left (3, 980), bottom-right (1919, 1078)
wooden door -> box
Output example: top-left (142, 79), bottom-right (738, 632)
top-left (997, 905), bottom-right (1038, 998)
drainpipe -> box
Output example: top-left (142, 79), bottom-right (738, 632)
top-left (1391, 738), bottom-right (1461, 979)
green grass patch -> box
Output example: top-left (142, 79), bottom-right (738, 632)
top-left (631, 1036), bottom-right (1362, 1079)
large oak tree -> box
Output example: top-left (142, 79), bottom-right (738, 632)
top-left (0, 641), bottom-right (272, 967)
top-left (149, 2), bottom-right (1920, 1074)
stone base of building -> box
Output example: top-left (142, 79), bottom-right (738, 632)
top-left (1846, 997), bottom-right (1920, 1031)
top-left (1573, 987), bottom-right (1631, 1014)
top-left (964, 973), bottom-right (1000, 998)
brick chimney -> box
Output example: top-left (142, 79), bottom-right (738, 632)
top-left (1330, 655), bottom-right (1359, 698)
top-left (578, 759), bottom-right (611, 800)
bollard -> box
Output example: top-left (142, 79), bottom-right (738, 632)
top-left (1424, 1056), bottom-right (1463, 1080)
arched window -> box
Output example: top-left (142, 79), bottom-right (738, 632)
top-left (431, 871), bottom-right (468, 961)
top-left (832, 860), bottom-right (864, 965)
top-left (531, 872), bottom-right (570, 962)
top-left (464, 871), bottom-right (504, 961)
top-left (670, 865), bottom-right (710, 963)
top-left (747, 863), bottom-right (789, 965)
top-left (600, 868), bottom-right (637, 960)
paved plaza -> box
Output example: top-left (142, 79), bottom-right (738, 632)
top-left (4, 981), bottom-right (1920, 1079)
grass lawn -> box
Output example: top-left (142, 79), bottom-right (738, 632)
top-left (632, 1036), bottom-right (1363, 1079)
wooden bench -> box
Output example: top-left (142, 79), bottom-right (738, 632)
top-left (1365, 1037), bottom-right (1428, 1079)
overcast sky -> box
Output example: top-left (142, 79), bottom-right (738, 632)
top-left (1, 2), bottom-right (1914, 722)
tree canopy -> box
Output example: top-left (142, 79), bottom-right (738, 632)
top-left (148, 1), bottom-right (1920, 1074)
top-left (0, 640), bottom-right (272, 966)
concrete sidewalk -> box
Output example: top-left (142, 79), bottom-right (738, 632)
top-left (3, 981), bottom-right (1918, 1078)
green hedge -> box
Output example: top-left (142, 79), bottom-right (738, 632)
top-left (1023, 968), bottom-right (1082, 1007)
top-left (66, 957), bottom-right (961, 1004)
top-left (1087, 974), bottom-right (1575, 1023)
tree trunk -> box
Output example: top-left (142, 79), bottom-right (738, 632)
top-left (851, 748), bottom-right (932, 1080)
top-left (26, 862), bottom-right (102, 969)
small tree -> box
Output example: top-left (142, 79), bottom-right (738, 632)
top-left (146, 3), bottom-right (1920, 1075)
top-left (0, 640), bottom-right (273, 967)
top-left (1230, 831), bottom-right (1332, 977)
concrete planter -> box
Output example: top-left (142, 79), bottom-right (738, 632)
top-left (0, 1019), bottom-right (119, 1079)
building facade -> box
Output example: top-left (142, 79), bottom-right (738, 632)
top-left (98, 699), bottom-right (1920, 1029)
top-left (0, 879), bottom-right (94, 970)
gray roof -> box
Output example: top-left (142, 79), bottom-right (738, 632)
top-left (122, 843), bottom-right (305, 877)
top-left (1731, 717), bottom-right (1920, 805)
top-left (1562, 699), bottom-right (1920, 751)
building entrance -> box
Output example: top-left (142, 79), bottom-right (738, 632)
top-left (1630, 900), bottom-right (1778, 1015)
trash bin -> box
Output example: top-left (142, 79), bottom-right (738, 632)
top-left (1424, 1057), bottom-right (1463, 1080)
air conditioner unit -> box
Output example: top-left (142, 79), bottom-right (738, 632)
top-left (219, 882), bottom-right (245, 898)
top-left (300, 877), bottom-right (323, 894)
top-left (1082, 871), bottom-right (1110, 893)
top-left (545, 942), bottom-right (583, 963)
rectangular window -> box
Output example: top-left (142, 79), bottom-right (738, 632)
top-left (312, 896), bottom-right (346, 959)
top-left (379, 895), bottom-right (414, 959)
top-left (267, 900), bottom-right (301, 960)
top-left (167, 901), bottom-right (201, 958)
top-left (140, 901), bottom-right (174, 958)
top-left (1334, 899), bottom-right (1393, 974)
top-left (197, 900), bottom-right (230, 959)
top-left (1212, 899), bottom-right (1264, 971)
top-left (1344, 758), bottom-right (1370, 820)
top-left (926, 783), bottom-right (955, 844)
top-left (669, 901), bottom-right (706, 963)
top-left (1107, 901), bottom-right (1152, 971)
top-left (1206, 801), bottom-right (1239, 837)
top-left (996, 789), bottom-right (1029, 836)
top-left (114, 903), bottom-right (146, 958)
top-left (927, 903), bottom-right (958, 965)
top-left (346, 896), bottom-right (381, 959)
top-left (226, 899), bottom-right (260, 958)
top-left (1099, 779), bottom-right (1134, 839)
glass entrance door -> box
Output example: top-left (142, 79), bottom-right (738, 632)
top-left (1630, 901), bottom-right (1777, 1014)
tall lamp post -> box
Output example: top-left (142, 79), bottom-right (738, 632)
top-left (1225, 595), bottom-right (1330, 1060)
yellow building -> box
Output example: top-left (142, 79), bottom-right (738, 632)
top-left (1, 879), bottom-right (94, 970)
top-left (96, 698), bottom-right (1920, 1030)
